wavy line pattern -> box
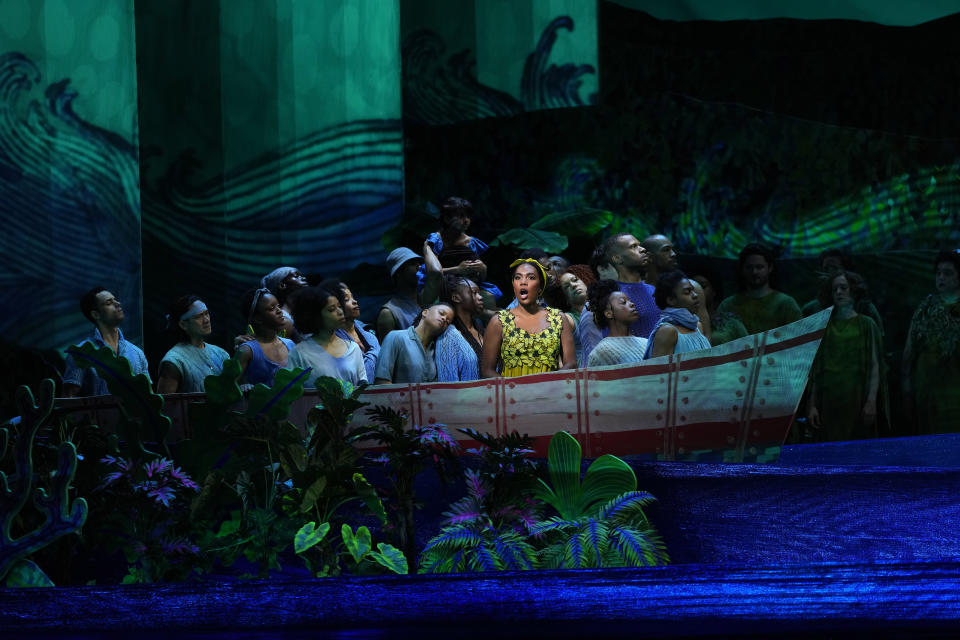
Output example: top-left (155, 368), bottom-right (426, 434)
top-left (402, 15), bottom-right (596, 126)
top-left (0, 52), bottom-right (142, 351)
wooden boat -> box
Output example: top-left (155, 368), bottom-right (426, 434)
top-left (55, 310), bottom-right (830, 462)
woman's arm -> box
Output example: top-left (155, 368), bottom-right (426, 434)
top-left (480, 315), bottom-right (503, 378)
top-left (236, 343), bottom-right (253, 377)
top-left (559, 313), bottom-right (577, 369)
top-left (650, 325), bottom-right (679, 359)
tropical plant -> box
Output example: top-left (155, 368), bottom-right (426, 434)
top-left (459, 427), bottom-right (539, 531)
top-left (419, 468), bottom-right (538, 573)
top-left (294, 521), bottom-right (407, 576)
top-left (354, 406), bottom-right (459, 564)
top-left (0, 380), bottom-right (88, 586)
top-left (529, 431), bottom-right (667, 569)
top-left (92, 455), bottom-right (201, 583)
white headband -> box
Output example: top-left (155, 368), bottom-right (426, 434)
top-left (180, 300), bottom-right (208, 322)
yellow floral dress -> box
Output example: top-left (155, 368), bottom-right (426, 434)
top-left (498, 308), bottom-right (564, 377)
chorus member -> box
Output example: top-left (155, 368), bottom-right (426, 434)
top-left (435, 276), bottom-right (485, 382)
top-left (288, 286), bottom-right (366, 389)
top-left (646, 272), bottom-right (711, 359)
top-left (807, 271), bottom-right (886, 441)
top-left (377, 247), bottom-right (426, 342)
top-left (62, 287), bottom-right (150, 397)
top-left (689, 269), bottom-right (748, 346)
top-left (544, 264), bottom-right (594, 366)
top-left (903, 250), bottom-right (960, 435)
top-left (801, 249), bottom-right (884, 335)
top-left (418, 197), bottom-right (501, 310)
top-left (717, 243), bottom-right (801, 335)
top-left (578, 234), bottom-right (660, 363)
top-left (375, 303), bottom-right (454, 384)
top-left (157, 296), bottom-right (230, 394)
top-left (322, 278), bottom-right (380, 385)
top-left (481, 259), bottom-right (575, 378)
top-left (261, 266), bottom-right (308, 340)
top-left (236, 288), bottom-right (295, 387)
top-left (586, 280), bottom-right (648, 367)
top-left (641, 234), bottom-right (679, 287)
top-left (505, 248), bottom-right (554, 309)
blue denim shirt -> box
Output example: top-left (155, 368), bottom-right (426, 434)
top-left (62, 328), bottom-right (150, 396)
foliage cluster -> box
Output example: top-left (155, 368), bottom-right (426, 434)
top-left (1, 345), bottom-right (667, 587)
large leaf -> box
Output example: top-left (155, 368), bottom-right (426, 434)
top-left (202, 355), bottom-right (243, 406)
top-left (533, 431), bottom-right (583, 520)
top-left (246, 367), bottom-right (310, 422)
top-left (530, 208), bottom-right (614, 237)
top-left (4, 559), bottom-right (54, 587)
top-left (299, 476), bottom-right (328, 514)
top-left (342, 524), bottom-right (372, 564)
top-left (353, 473), bottom-right (387, 525)
top-left (368, 542), bottom-right (408, 575)
top-left (492, 228), bottom-right (568, 254)
top-left (578, 455), bottom-right (637, 516)
top-left (294, 521), bottom-right (330, 554)
top-left (67, 342), bottom-right (171, 454)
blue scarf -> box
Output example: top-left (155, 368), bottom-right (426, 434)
top-left (643, 307), bottom-right (700, 359)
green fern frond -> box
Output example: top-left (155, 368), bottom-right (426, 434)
top-left (577, 519), bottom-right (608, 567)
top-left (608, 524), bottom-right (669, 567)
top-left (492, 530), bottom-right (538, 571)
top-left (527, 516), bottom-right (582, 537)
top-left (598, 491), bottom-right (657, 525)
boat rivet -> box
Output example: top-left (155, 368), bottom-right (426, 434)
top-left (682, 397), bottom-right (689, 404)
top-left (660, 377), bottom-right (665, 383)
top-left (509, 398), bottom-right (515, 404)
top-left (749, 447), bottom-right (758, 454)
top-left (428, 402), bottom-right (433, 409)
top-left (566, 393), bottom-right (573, 399)
top-left (593, 392), bottom-right (599, 398)
top-left (758, 398), bottom-right (765, 405)
top-left (487, 397), bottom-right (492, 403)
top-left (740, 361), bottom-right (748, 367)
top-left (763, 379), bottom-right (770, 386)
top-left (773, 332), bottom-right (781, 338)
top-left (739, 376), bottom-right (746, 383)
top-left (726, 436), bottom-right (736, 444)
top-left (487, 417), bottom-right (493, 423)
top-left (732, 405), bottom-right (738, 411)
top-left (656, 414), bottom-right (663, 420)
top-left (678, 447), bottom-right (686, 454)
top-left (425, 388), bottom-right (431, 394)
top-left (767, 357), bottom-right (775, 365)
top-left (509, 383), bottom-right (516, 389)
top-left (736, 390), bottom-right (743, 397)
top-left (679, 416), bottom-right (686, 423)
top-left (657, 398), bottom-right (664, 404)
top-left (753, 430), bottom-right (760, 437)
top-left (681, 376), bottom-right (689, 382)
top-left (429, 417), bottom-right (435, 423)
top-left (511, 414), bottom-right (517, 420)
top-left (567, 413), bottom-right (573, 419)
top-left (594, 410), bottom-right (600, 416)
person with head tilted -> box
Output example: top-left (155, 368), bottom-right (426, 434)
top-left (645, 271), bottom-right (711, 359)
top-left (688, 267), bottom-right (748, 347)
top-left (807, 270), bottom-right (887, 441)
top-left (62, 286), bottom-right (150, 397)
top-left (261, 266), bottom-right (308, 341)
top-left (434, 274), bottom-right (485, 382)
top-left (377, 247), bottom-right (426, 342)
top-left (321, 277), bottom-right (380, 385)
top-left (287, 286), bottom-right (366, 389)
top-left (481, 259), bottom-right (576, 378)
top-left (544, 264), bottom-right (594, 366)
top-left (157, 296), bottom-right (231, 394)
top-left (903, 249), bottom-right (960, 435)
top-left (236, 287), bottom-right (296, 387)
top-left (585, 280), bottom-right (648, 367)
top-left (375, 303), bottom-right (454, 384)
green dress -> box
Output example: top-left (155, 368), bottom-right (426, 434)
top-left (809, 314), bottom-right (886, 442)
top-left (907, 295), bottom-right (960, 435)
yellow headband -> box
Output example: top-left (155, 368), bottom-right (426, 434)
top-left (509, 258), bottom-right (548, 285)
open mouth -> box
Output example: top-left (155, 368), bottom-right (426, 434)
top-left (518, 287), bottom-right (529, 300)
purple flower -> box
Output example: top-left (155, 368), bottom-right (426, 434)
top-left (147, 486), bottom-right (175, 507)
top-left (143, 458), bottom-right (173, 479)
top-left (169, 465), bottom-right (199, 491)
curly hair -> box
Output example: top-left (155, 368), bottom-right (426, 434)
top-left (654, 271), bottom-right (689, 310)
top-left (290, 286), bottom-right (339, 334)
top-left (586, 279), bottom-right (621, 330)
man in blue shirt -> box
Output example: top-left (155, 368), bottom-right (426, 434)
top-left (61, 287), bottom-right (150, 397)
